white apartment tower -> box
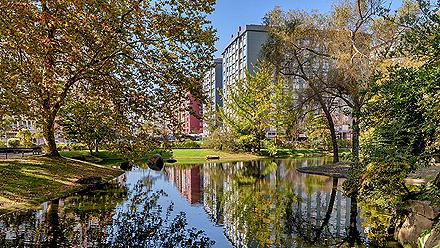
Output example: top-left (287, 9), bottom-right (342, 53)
top-left (222, 25), bottom-right (268, 98)
top-left (202, 58), bottom-right (223, 136)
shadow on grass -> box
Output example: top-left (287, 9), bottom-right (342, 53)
top-left (0, 157), bottom-right (122, 211)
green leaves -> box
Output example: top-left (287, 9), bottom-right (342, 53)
top-left (219, 63), bottom-right (287, 152)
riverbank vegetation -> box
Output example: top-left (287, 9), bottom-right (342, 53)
top-left (259, 0), bottom-right (440, 246)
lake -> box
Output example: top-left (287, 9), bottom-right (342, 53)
top-left (0, 157), bottom-right (369, 247)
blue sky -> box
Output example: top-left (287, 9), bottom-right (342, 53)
top-left (209, 0), bottom-right (402, 57)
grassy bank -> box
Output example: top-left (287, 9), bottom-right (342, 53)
top-left (0, 155), bottom-right (123, 213)
top-left (171, 149), bottom-right (262, 164)
top-left (59, 150), bottom-right (126, 166)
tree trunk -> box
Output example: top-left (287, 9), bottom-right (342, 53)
top-left (352, 113), bottom-right (360, 166)
top-left (348, 194), bottom-right (360, 246)
top-left (322, 109), bottom-right (339, 163)
top-left (95, 140), bottom-right (99, 153)
top-left (43, 114), bottom-right (60, 157)
top-left (314, 177), bottom-right (338, 242)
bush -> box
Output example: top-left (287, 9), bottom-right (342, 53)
top-left (0, 140), bottom-right (6, 148)
top-left (236, 135), bottom-right (257, 152)
top-left (57, 144), bottom-right (71, 151)
top-left (202, 129), bottom-right (238, 151)
top-left (7, 138), bottom-right (20, 148)
top-left (16, 129), bottom-right (32, 147)
top-left (70, 143), bottom-right (88, 151)
top-left (337, 139), bottom-right (352, 148)
top-left (261, 140), bottom-right (278, 157)
top-left (171, 139), bottom-right (200, 149)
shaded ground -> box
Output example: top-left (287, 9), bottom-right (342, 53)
top-left (0, 156), bottom-right (123, 213)
top-left (297, 162), bottom-right (352, 178)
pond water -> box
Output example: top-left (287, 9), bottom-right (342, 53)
top-left (0, 158), bottom-right (369, 247)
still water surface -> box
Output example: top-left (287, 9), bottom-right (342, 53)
top-left (0, 157), bottom-right (366, 247)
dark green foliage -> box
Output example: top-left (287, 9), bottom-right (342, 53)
top-left (7, 138), bottom-right (20, 148)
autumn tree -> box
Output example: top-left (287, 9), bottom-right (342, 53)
top-left (264, 0), bottom-right (407, 164)
top-left (264, 8), bottom-right (344, 163)
top-left (0, 0), bottom-right (215, 157)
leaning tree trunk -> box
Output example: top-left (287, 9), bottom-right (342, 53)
top-left (322, 107), bottom-right (339, 163)
top-left (42, 113), bottom-right (60, 157)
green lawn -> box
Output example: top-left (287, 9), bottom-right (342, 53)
top-left (0, 156), bottom-right (123, 213)
top-left (171, 149), bottom-right (262, 164)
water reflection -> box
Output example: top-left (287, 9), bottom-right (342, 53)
top-left (0, 173), bottom-right (214, 247)
top-left (0, 157), bottom-right (364, 247)
top-left (164, 158), bottom-right (363, 247)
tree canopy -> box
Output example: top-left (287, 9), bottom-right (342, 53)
top-left (0, 0), bottom-right (216, 156)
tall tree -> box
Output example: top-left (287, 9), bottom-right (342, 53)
top-left (264, 8), bottom-right (344, 163)
top-left (0, 0), bottom-right (215, 156)
top-left (219, 64), bottom-right (286, 152)
top-left (264, 0), bottom-right (406, 164)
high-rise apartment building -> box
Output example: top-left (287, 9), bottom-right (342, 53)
top-left (222, 25), bottom-right (268, 98)
top-left (202, 58), bottom-right (223, 136)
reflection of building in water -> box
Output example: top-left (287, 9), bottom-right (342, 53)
top-left (200, 159), bottom-right (363, 247)
top-left (165, 166), bottom-right (202, 204)
top-left (201, 163), bottom-right (225, 225)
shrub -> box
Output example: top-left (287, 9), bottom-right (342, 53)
top-left (262, 139), bottom-right (278, 157)
top-left (57, 144), bottom-right (71, 151)
top-left (171, 139), bottom-right (200, 149)
top-left (16, 129), bottom-right (32, 147)
top-left (236, 135), bottom-right (257, 152)
top-left (70, 143), bottom-right (88, 151)
top-left (337, 139), bottom-right (352, 148)
top-left (7, 138), bottom-right (20, 148)
top-left (202, 129), bottom-right (237, 151)
top-left (0, 140), bottom-right (6, 148)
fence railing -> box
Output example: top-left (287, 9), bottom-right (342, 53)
top-left (0, 147), bottom-right (42, 159)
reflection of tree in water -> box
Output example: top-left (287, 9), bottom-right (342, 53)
top-left (284, 178), bottom-right (361, 247)
top-left (0, 179), bottom-right (214, 247)
top-left (202, 159), bottom-right (362, 247)
top-left (107, 181), bottom-right (215, 248)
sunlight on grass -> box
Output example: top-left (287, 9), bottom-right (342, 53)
top-left (0, 156), bottom-right (123, 212)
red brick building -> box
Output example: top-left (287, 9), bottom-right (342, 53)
top-left (179, 93), bottom-right (203, 134)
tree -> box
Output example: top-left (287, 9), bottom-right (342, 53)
top-left (58, 94), bottom-right (121, 154)
top-left (264, 8), bottom-right (344, 163)
top-left (363, 0), bottom-right (440, 174)
top-left (219, 64), bottom-right (286, 152)
top-left (16, 128), bottom-right (33, 148)
top-left (304, 112), bottom-right (332, 150)
top-left (0, 115), bottom-right (14, 140)
top-left (264, 1), bottom-right (406, 164)
top-left (0, 0), bottom-right (215, 157)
